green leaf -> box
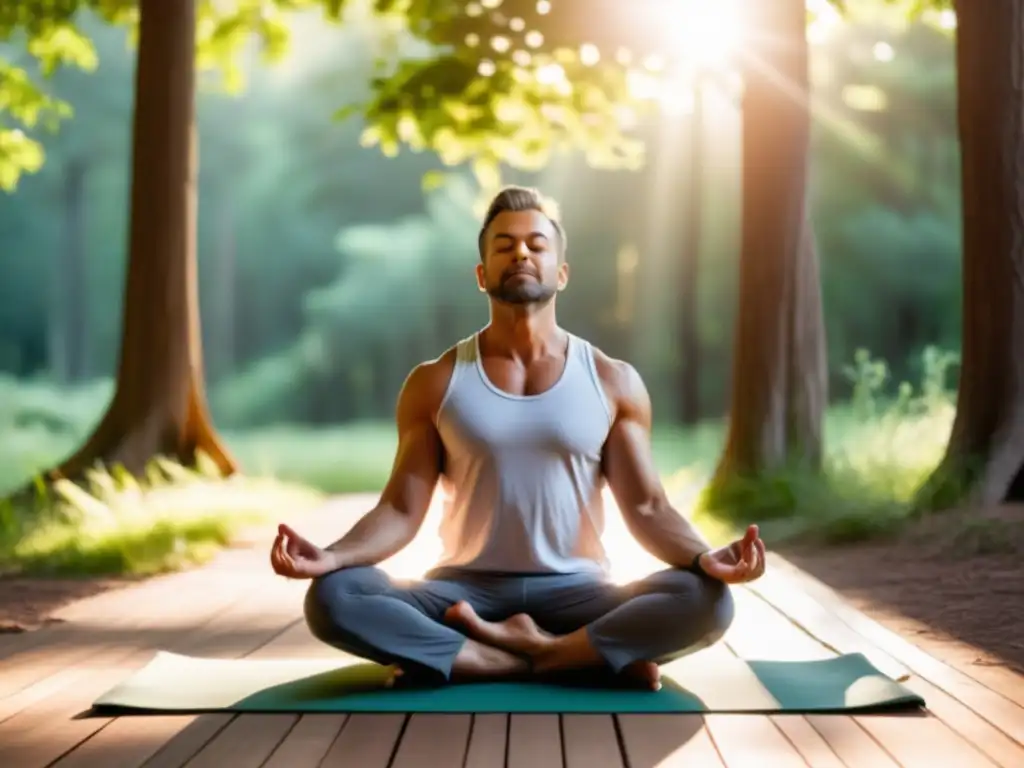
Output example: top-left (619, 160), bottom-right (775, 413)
top-left (421, 168), bottom-right (449, 191)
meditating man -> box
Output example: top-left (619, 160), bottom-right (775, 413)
top-left (269, 186), bottom-right (766, 691)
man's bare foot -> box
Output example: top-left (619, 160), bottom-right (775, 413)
top-left (621, 660), bottom-right (662, 691)
top-left (445, 601), bottom-right (555, 656)
top-left (450, 638), bottom-right (531, 681)
top-left (445, 601), bottom-right (662, 690)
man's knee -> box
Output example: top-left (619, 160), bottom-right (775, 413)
top-left (650, 568), bottom-right (736, 645)
top-left (303, 566), bottom-right (387, 642)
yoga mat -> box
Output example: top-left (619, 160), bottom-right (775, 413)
top-left (93, 650), bottom-right (924, 714)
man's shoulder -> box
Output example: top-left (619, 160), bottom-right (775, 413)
top-left (404, 346), bottom-right (459, 403)
top-left (587, 343), bottom-right (647, 402)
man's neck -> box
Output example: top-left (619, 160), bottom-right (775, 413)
top-left (483, 303), bottom-right (565, 362)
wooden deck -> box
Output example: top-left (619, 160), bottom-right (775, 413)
top-left (1, 498), bottom-right (1023, 767)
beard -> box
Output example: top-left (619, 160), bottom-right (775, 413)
top-left (486, 272), bottom-right (557, 305)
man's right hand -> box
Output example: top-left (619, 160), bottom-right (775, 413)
top-left (270, 524), bottom-right (340, 579)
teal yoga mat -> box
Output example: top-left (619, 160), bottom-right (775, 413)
top-left (93, 650), bottom-right (924, 714)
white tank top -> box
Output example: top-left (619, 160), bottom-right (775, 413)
top-left (432, 331), bottom-right (614, 574)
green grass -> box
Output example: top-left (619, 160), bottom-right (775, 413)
top-left (0, 348), bottom-right (959, 575)
top-left (698, 349), bottom-right (959, 546)
top-left (0, 459), bottom-right (325, 577)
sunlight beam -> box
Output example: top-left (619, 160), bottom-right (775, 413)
top-left (666, 0), bottom-right (742, 68)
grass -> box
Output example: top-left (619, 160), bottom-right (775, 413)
top-left (0, 458), bottom-right (325, 577)
top-left (0, 347), bottom-right (959, 576)
top-left (697, 348), bottom-right (959, 545)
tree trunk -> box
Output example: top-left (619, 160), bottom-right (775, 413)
top-left (916, 0), bottom-right (1024, 509)
top-left (711, 0), bottom-right (828, 483)
top-left (678, 75), bottom-right (704, 425)
top-left (44, 0), bottom-right (235, 482)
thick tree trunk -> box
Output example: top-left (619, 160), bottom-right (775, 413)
top-left (711, 0), bottom-right (828, 483)
top-left (916, 0), bottom-right (1024, 509)
top-left (45, 0), bottom-right (235, 481)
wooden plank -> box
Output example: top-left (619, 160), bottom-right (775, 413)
top-left (260, 715), bottom-right (347, 768)
top-left (507, 714), bottom-right (563, 768)
top-left (704, 714), bottom-right (808, 768)
top-left (176, 604), bottom-right (345, 767)
top-left (463, 714), bottom-right (508, 768)
top-left (562, 715), bottom-right (623, 768)
top-left (745, 573), bottom-right (1013, 767)
top-left (16, 510), bottom-right (355, 768)
top-left (0, 567), bottom-right (237, 700)
top-left (682, 642), bottom-right (808, 768)
top-left (803, 715), bottom-right (900, 768)
top-left (0, 574), bottom-right (243, 725)
top-left (317, 714), bottom-right (406, 767)
top-left (390, 714), bottom-right (473, 768)
top-left (0, 569), bottom-right (188, 662)
top-left (770, 552), bottom-right (1024, 708)
top-left (55, 581), bottom-right (308, 768)
top-left (617, 714), bottom-right (725, 767)
top-left (0, 544), bottom-right (267, 671)
top-left (768, 717), bottom-right (845, 768)
top-left (9, 577), bottom-right (304, 768)
top-left (726, 587), bottom-right (885, 768)
top-left (182, 715), bottom-right (298, 768)
top-left (0, 571), bottom-right (256, 764)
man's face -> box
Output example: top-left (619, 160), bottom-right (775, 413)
top-left (476, 209), bottom-right (568, 305)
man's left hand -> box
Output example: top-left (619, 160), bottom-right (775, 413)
top-left (697, 524), bottom-right (766, 584)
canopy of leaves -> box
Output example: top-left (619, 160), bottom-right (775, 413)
top-left (346, 0), bottom-right (959, 188)
top-left (0, 0), bottom-right (347, 190)
top-left (0, 0), bottom-right (956, 191)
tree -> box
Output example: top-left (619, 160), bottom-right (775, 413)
top-left (352, 0), bottom-right (834, 480)
top-left (709, 0), bottom-right (828, 487)
top-left (916, 0), bottom-right (1024, 508)
top-left (2, 0), bottom-right (345, 483)
top-left (3, 0), bottom-right (833, 484)
top-left (1, 0), bottom-right (685, 485)
top-left (50, 0), bottom-right (238, 479)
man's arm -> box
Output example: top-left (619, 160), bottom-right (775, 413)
top-left (599, 357), bottom-right (712, 569)
top-left (322, 355), bottom-right (450, 570)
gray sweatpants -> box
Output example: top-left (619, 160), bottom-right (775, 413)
top-left (304, 565), bottom-right (735, 683)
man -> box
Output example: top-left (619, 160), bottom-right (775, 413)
top-left (270, 186), bottom-right (765, 691)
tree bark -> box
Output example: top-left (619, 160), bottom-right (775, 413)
top-left (711, 0), bottom-right (828, 483)
top-left (44, 0), bottom-right (235, 481)
top-left (916, 0), bottom-right (1024, 509)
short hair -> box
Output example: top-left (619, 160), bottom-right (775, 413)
top-left (477, 185), bottom-right (566, 259)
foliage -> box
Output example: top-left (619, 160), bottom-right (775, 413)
top-left (700, 346), bottom-right (957, 545)
top-left (1, 342), bottom-right (960, 575)
top-left (0, 457), bottom-right (324, 576)
top-left (0, 12), bottom-right (961, 419)
top-left (0, 0), bottom-right (734, 193)
top-left (0, 0), bottom-right (348, 190)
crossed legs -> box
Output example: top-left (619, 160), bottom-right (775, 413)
top-left (303, 566), bottom-right (734, 688)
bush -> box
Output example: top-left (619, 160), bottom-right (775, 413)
top-left (699, 346), bottom-right (958, 545)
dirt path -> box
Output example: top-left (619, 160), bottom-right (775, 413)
top-left (781, 504), bottom-right (1024, 675)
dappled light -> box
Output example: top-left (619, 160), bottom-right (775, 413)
top-left (9, 0), bottom-right (1024, 765)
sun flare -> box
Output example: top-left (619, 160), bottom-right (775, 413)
top-left (668, 0), bottom-right (743, 68)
